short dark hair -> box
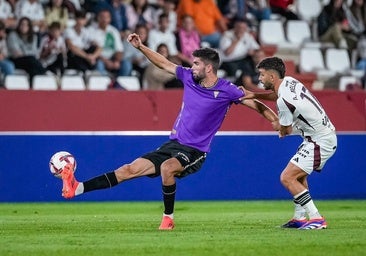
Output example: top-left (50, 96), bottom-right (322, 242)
top-left (256, 57), bottom-right (286, 78)
top-left (192, 48), bottom-right (220, 72)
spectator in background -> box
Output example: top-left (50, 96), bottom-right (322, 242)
top-left (0, 20), bottom-right (14, 85)
top-left (247, 0), bottom-right (271, 22)
top-left (0, 0), bottom-right (17, 30)
top-left (7, 17), bottom-right (46, 84)
top-left (154, 0), bottom-right (177, 33)
top-left (39, 21), bottom-right (66, 76)
top-left (317, 0), bottom-right (355, 49)
top-left (176, 0), bottom-right (227, 48)
top-left (175, 14), bottom-right (201, 67)
top-left (125, 0), bottom-right (156, 31)
top-left (344, 0), bottom-right (366, 37)
top-left (217, 0), bottom-right (247, 27)
top-left (235, 48), bottom-right (266, 90)
top-left (64, 10), bottom-right (101, 74)
top-left (148, 13), bottom-right (180, 64)
top-left (15, 0), bottom-right (47, 33)
top-left (143, 43), bottom-right (180, 90)
top-left (269, 0), bottom-right (299, 20)
top-left (90, 9), bottom-right (132, 77)
top-left (219, 18), bottom-right (260, 77)
top-left (123, 23), bottom-right (150, 87)
top-left (94, 0), bottom-right (129, 39)
top-left (45, 0), bottom-right (69, 31)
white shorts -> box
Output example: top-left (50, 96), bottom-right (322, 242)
top-left (290, 132), bottom-right (337, 174)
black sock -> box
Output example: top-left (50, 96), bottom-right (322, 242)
top-left (83, 172), bottom-right (118, 193)
top-left (162, 183), bottom-right (176, 215)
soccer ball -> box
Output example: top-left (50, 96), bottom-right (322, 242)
top-left (49, 151), bottom-right (77, 178)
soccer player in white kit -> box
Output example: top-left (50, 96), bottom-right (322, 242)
top-left (249, 57), bottom-right (337, 229)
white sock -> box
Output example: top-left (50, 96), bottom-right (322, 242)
top-left (163, 213), bottom-right (174, 219)
top-left (303, 200), bottom-right (322, 219)
top-left (293, 203), bottom-right (307, 220)
top-left (74, 183), bottom-right (84, 196)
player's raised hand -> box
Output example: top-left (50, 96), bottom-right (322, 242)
top-left (127, 33), bottom-right (142, 49)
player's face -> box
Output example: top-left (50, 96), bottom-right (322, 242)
top-left (191, 57), bottom-right (207, 82)
top-left (258, 68), bottom-right (274, 91)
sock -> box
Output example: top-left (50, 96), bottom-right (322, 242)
top-left (83, 172), bottom-right (119, 193)
top-left (294, 190), bottom-right (322, 219)
top-left (163, 213), bottom-right (174, 219)
top-left (292, 202), bottom-right (306, 220)
top-left (162, 183), bottom-right (176, 215)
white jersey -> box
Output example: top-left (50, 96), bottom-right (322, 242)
top-left (277, 77), bottom-right (337, 174)
top-left (277, 76), bottom-right (335, 140)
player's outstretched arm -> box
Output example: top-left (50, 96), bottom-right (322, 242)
top-left (241, 99), bottom-right (279, 130)
top-left (127, 33), bottom-right (177, 75)
top-left (243, 89), bottom-right (278, 102)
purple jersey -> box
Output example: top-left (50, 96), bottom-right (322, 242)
top-left (169, 66), bottom-right (244, 152)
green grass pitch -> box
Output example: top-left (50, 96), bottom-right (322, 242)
top-left (1, 200), bottom-right (365, 256)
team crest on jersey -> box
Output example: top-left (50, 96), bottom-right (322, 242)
top-left (214, 91), bottom-right (219, 98)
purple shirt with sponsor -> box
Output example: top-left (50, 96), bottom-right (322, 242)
top-left (169, 66), bottom-right (245, 152)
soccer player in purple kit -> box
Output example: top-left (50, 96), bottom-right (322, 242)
top-left (60, 33), bottom-right (279, 230)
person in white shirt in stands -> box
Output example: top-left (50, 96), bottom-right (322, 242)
top-left (148, 13), bottom-right (180, 65)
top-left (219, 18), bottom-right (260, 78)
top-left (153, 0), bottom-right (177, 33)
top-left (89, 8), bottom-right (132, 77)
top-left (0, 0), bottom-right (17, 30)
top-left (64, 10), bottom-right (101, 74)
top-left (15, 0), bottom-right (47, 33)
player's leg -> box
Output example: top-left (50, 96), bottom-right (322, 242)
top-left (158, 157), bottom-right (184, 230)
top-left (280, 162), bottom-right (327, 229)
top-left (158, 142), bottom-right (206, 230)
top-left (280, 163), bottom-right (308, 228)
top-left (61, 157), bottom-right (156, 199)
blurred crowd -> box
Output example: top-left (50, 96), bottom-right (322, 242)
top-left (0, 0), bottom-right (365, 90)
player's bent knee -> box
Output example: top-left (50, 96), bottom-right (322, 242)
top-left (115, 164), bottom-right (140, 180)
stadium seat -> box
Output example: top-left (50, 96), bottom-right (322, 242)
top-left (60, 75), bottom-right (86, 90)
top-left (295, 0), bottom-right (322, 23)
top-left (88, 75), bottom-right (111, 90)
top-left (299, 48), bottom-right (326, 73)
top-left (325, 48), bottom-right (351, 73)
top-left (4, 74), bottom-right (30, 90)
top-left (32, 75), bottom-right (58, 90)
top-left (339, 76), bottom-right (359, 91)
top-left (116, 76), bottom-right (141, 91)
top-left (259, 20), bottom-right (298, 51)
top-left (299, 47), bottom-right (336, 81)
top-left (286, 20), bottom-right (312, 45)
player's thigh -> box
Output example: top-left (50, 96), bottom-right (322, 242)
top-left (115, 157), bottom-right (156, 180)
top-left (281, 162), bottom-right (307, 182)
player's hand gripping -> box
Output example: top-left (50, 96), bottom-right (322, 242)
top-left (127, 33), bottom-right (142, 49)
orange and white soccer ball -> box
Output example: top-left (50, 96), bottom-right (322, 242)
top-left (49, 151), bottom-right (77, 178)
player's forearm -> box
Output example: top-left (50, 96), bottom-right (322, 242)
top-left (254, 100), bottom-right (278, 122)
top-left (138, 44), bottom-right (174, 72)
top-left (252, 91), bottom-right (278, 101)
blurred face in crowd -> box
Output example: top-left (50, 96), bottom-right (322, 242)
top-left (19, 18), bottom-right (31, 35)
top-left (135, 25), bottom-right (148, 43)
top-left (98, 10), bottom-right (111, 30)
top-left (157, 44), bottom-right (169, 58)
top-left (159, 16), bottom-right (169, 32)
top-left (233, 20), bottom-right (248, 38)
top-left (181, 15), bottom-right (195, 32)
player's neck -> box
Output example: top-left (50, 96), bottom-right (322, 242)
top-left (199, 76), bottom-right (219, 88)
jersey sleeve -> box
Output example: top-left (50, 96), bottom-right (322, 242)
top-left (277, 97), bottom-right (293, 126)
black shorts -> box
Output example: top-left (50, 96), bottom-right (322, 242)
top-left (141, 140), bottom-right (207, 178)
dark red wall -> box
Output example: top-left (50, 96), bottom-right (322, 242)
top-left (0, 90), bottom-right (365, 131)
